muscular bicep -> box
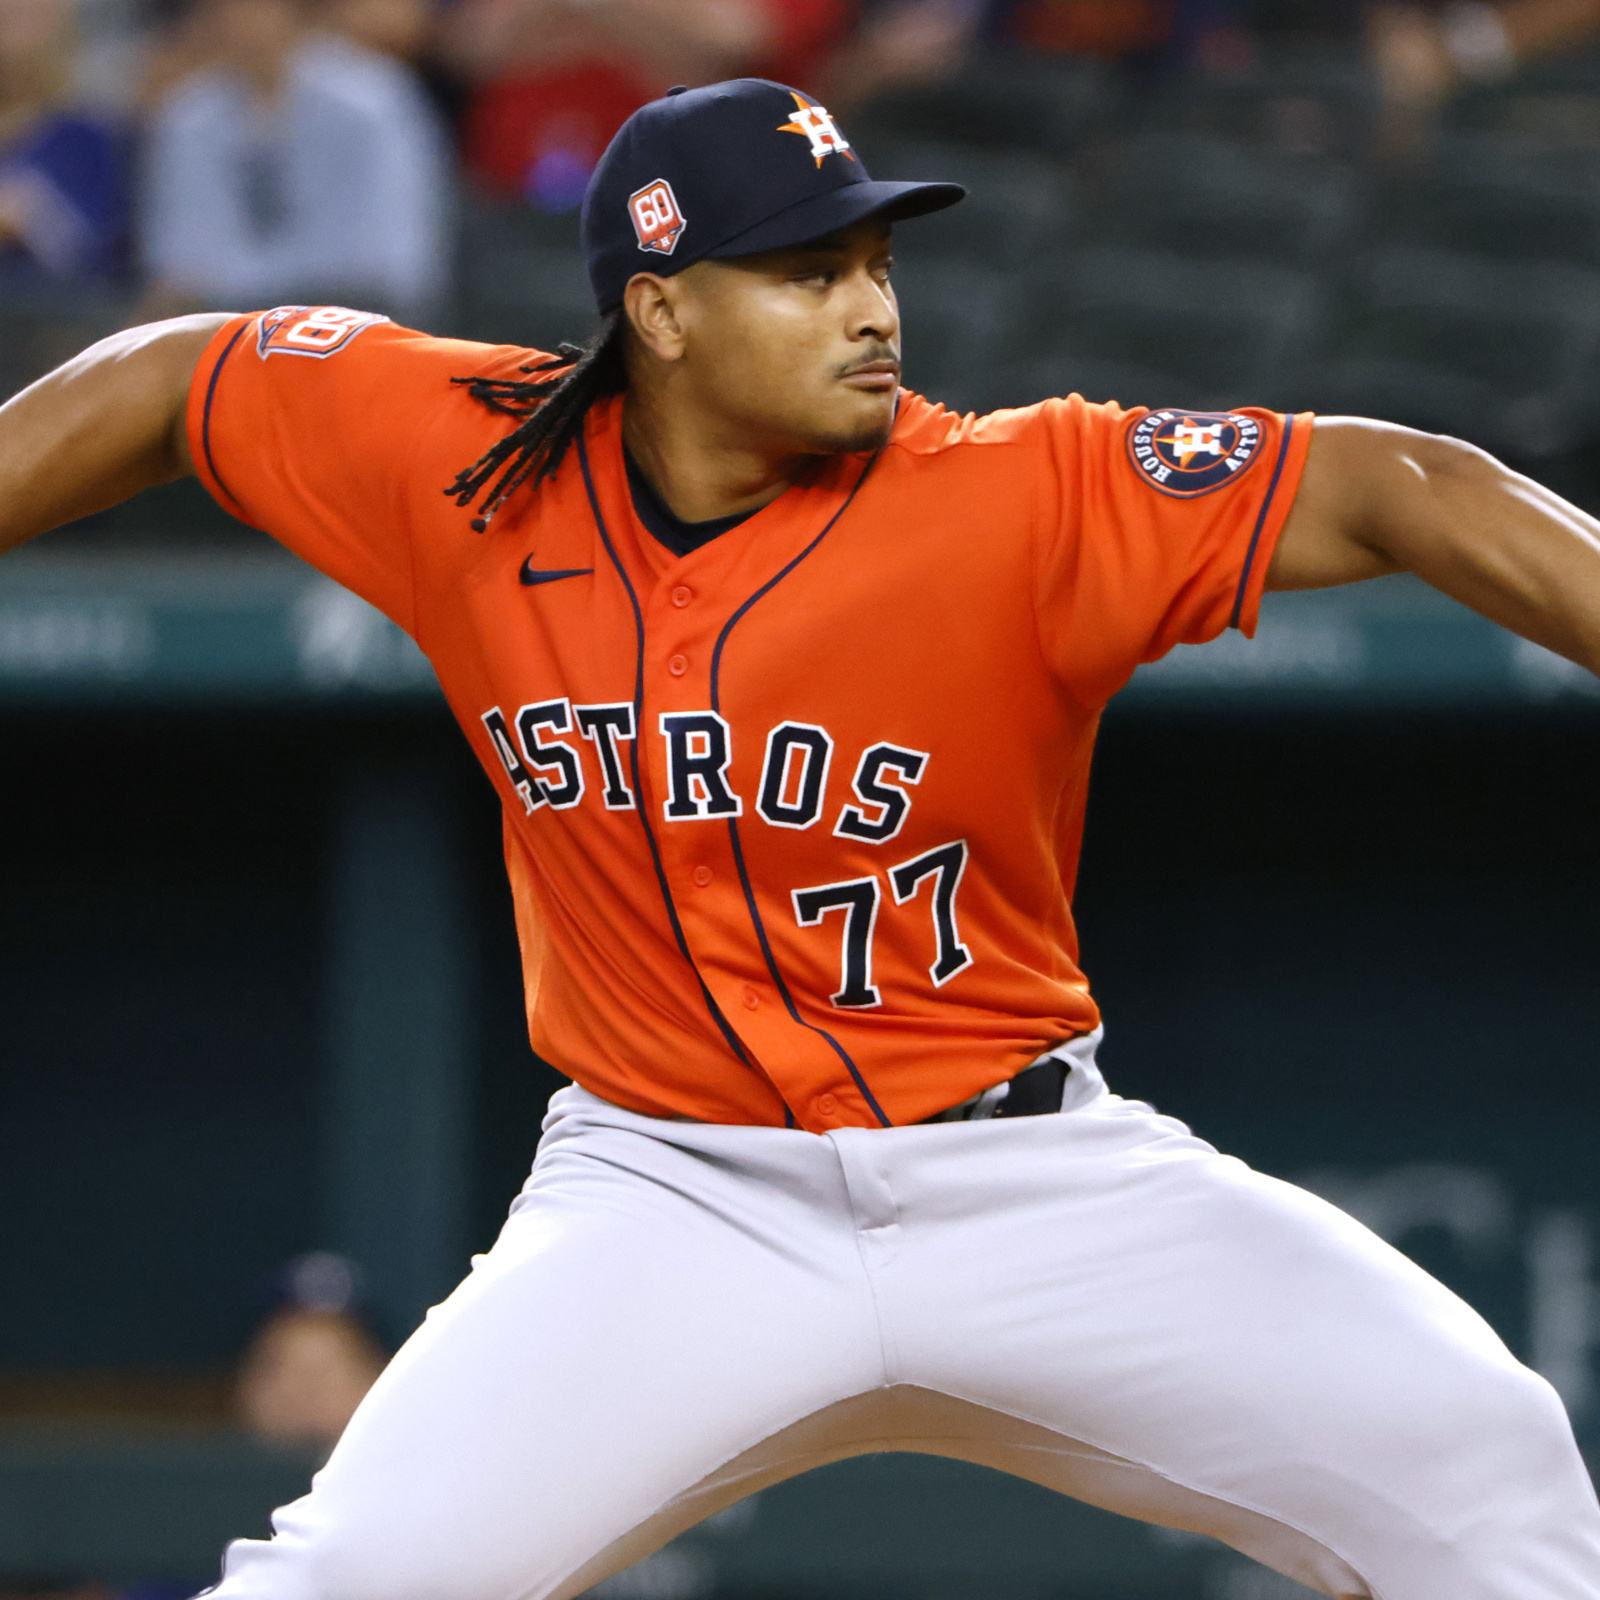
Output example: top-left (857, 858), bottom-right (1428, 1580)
top-left (1267, 413), bottom-right (1600, 674)
top-left (1266, 417), bottom-right (1409, 591)
top-left (0, 312), bottom-right (230, 555)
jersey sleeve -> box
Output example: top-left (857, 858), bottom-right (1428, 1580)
top-left (187, 307), bottom-right (490, 633)
top-left (1029, 397), bottom-right (1313, 704)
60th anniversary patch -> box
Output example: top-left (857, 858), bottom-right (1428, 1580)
top-left (1127, 409), bottom-right (1263, 498)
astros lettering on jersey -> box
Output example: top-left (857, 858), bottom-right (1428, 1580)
top-left (189, 310), bottom-right (1310, 1133)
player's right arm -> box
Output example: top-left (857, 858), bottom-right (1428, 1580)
top-left (1271, 418), bottom-right (1600, 678)
top-left (0, 314), bottom-right (231, 556)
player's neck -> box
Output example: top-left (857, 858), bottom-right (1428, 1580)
top-left (620, 392), bottom-right (805, 526)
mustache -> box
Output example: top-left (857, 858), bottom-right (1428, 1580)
top-left (838, 345), bottom-right (900, 379)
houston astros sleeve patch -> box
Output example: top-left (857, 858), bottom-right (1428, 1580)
top-left (1127, 409), bottom-right (1264, 498)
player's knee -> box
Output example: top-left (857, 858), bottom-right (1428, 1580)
top-left (213, 1517), bottom-right (491, 1600)
top-left (283, 1547), bottom-right (440, 1600)
top-left (297, 1531), bottom-right (487, 1600)
top-left (211, 1468), bottom-right (593, 1600)
top-left (293, 1515), bottom-right (587, 1600)
top-left (1424, 1356), bottom-right (1585, 1550)
top-left (1464, 1359), bottom-right (1575, 1475)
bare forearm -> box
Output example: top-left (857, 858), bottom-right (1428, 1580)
top-left (0, 314), bottom-right (229, 556)
top-left (1274, 418), bottom-right (1600, 675)
top-left (1373, 436), bottom-right (1600, 670)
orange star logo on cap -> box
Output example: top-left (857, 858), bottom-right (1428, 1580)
top-left (777, 91), bottom-right (856, 168)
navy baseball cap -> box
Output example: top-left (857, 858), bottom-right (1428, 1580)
top-left (581, 78), bottom-right (965, 314)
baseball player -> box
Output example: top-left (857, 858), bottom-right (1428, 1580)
top-left (3, 78), bottom-right (1599, 1600)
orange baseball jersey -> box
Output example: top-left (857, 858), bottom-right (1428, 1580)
top-left (189, 306), bottom-right (1313, 1133)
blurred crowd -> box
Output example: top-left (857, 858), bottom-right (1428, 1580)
top-left (0, 1253), bottom-right (383, 1600)
top-left (6, 0), bottom-right (1600, 325)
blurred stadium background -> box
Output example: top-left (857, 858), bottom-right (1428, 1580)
top-left (7, 1), bottom-right (1600, 1596)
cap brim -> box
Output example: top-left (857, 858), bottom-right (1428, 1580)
top-left (705, 178), bottom-right (966, 260)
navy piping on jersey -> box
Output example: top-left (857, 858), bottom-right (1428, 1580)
top-left (200, 319), bottom-right (253, 514)
top-left (709, 450), bottom-right (893, 1129)
top-left (1229, 415), bottom-right (1296, 632)
top-left (576, 433), bottom-right (782, 1099)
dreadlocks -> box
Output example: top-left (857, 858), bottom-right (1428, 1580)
top-left (444, 308), bottom-right (627, 532)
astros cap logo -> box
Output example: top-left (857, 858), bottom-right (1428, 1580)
top-left (1127, 409), bottom-right (1263, 497)
top-left (776, 91), bottom-right (855, 168)
top-left (629, 178), bottom-right (686, 255)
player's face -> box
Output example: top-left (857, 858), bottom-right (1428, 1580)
top-left (670, 220), bottom-right (901, 457)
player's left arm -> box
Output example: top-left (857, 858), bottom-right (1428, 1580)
top-left (1269, 417), bottom-right (1600, 675)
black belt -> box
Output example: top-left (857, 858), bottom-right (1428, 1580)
top-left (924, 1055), bottom-right (1069, 1123)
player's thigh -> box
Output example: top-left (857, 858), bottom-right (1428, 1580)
top-left (210, 1110), bottom-right (881, 1600)
top-left (878, 1101), bottom-right (1600, 1597)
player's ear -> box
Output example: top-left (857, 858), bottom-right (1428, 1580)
top-left (623, 273), bottom-right (687, 364)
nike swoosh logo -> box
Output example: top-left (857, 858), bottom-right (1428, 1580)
top-left (520, 558), bottom-right (594, 586)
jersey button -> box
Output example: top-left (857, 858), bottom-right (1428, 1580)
top-left (671, 585), bottom-right (693, 608)
top-left (742, 986), bottom-right (760, 1010)
top-left (668, 653), bottom-right (689, 676)
top-left (815, 1093), bottom-right (839, 1117)
top-left (692, 865), bottom-right (712, 888)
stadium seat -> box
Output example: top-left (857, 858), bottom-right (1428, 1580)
top-left (980, 248), bottom-right (1326, 414)
top-left (1089, 134), bottom-right (1362, 265)
top-left (1448, 36), bottom-right (1600, 145)
top-left (460, 195), bottom-right (582, 254)
top-left (1291, 356), bottom-right (1503, 446)
top-left (1298, 249), bottom-right (1600, 458)
top-left (850, 50), bottom-right (1116, 159)
top-left (867, 142), bottom-right (1075, 268)
top-left (890, 257), bottom-right (1021, 413)
top-left (1456, 38), bottom-right (1600, 110)
top-left (1454, 87), bottom-right (1600, 147)
top-left (1140, 44), bottom-right (1382, 161)
top-left (1376, 135), bottom-right (1600, 266)
top-left (453, 201), bottom-right (596, 354)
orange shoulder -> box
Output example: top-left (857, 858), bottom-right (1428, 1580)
top-left (889, 388), bottom-right (1142, 459)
